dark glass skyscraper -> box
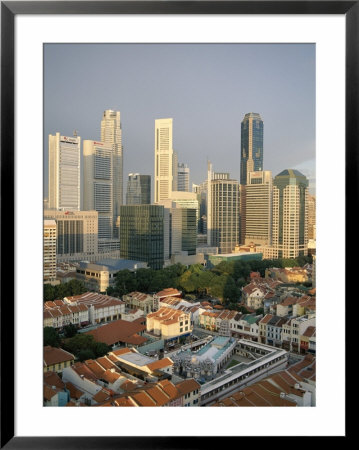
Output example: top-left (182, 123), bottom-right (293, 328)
top-left (240, 113), bottom-right (264, 185)
top-left (119, 205), bottom-right (164, 269)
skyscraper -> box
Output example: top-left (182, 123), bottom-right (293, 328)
top-left (154, 118), bottom-right (174, 203)
top-left (210, 178), bottom-right (240, 254)
top-left (308, 194), bottom-right (316, 240)
top-left (126, 173), bottom-right (151, 205)
top-left (100, 109), bottom-right (123, 235)
top-left (240, 113), bottom-right (264, 185)
top-left (119, 205), bottom-right (165, 269)
top-left (240, 113), bottom-right (264, 244)
top-left (245, 171), bottom-right (273, 246)
top-left (48, 133), bottom-right (81, 211)
top-left (178, 163), bottom-right (190, 192)
top-left (272, 169), bottom-right (308, 258)
top-left (83, 140), bottom-right (116, 242)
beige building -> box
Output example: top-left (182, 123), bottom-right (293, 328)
top-left (245, 170), bottom-right (272, 246)
top-left (308, 194), bottom-right (316, 240)
top-left (210, 178), bottom-right (240, 253)
top-left (44, 209), bottom-right (98, 258)
top-left (122, 291), bottom-right (157, 314)
top-left (44, 220), bottom-right (57, 284)
top-left (65, 292), bottom-right (125, 325)
top-left (44, 346), bottom-right (75, 373)
top-left (146, 307), bottom-right (192, 340)
top-left (154, 118), bottom-right (174, 202)
top-left (44, 299), bottom-right (89, 328)
top-left (48, 133), bottom-right (81, 211)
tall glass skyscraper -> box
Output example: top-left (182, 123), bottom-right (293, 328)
top-left (240, 113), bottom-right (264, 185)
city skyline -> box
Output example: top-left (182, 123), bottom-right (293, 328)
top-left (44, 43), bottom-right (315, 197)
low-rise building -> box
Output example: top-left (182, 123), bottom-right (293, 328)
top-left (122, 291), bottom-right (157, 314)
top-left (229, 314), bottom-right (261, 341)
top-left (146, 307), bottom-right (192, 341)
top-left (85, 319), bottom-right (147, 349)
top-left (64, 292), bottom-right (125, 325)
top-left (43, 346), bottom-right (75, 373)
top-left (43, 371), bottom-right (69, 407)
top-left (44, 300), bottom-right (89, 329)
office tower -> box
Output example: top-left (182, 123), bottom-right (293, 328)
top-left (44, 210), bottom-right (98, 257)
top-left (240, 113), bottom-right (264, 185)
top-left (119, 205), bottom-right (164, 269)
top-left (193, 183), bottom-right (207, 234)
top-left (126, 173), bottom-right (151, 205)
top-left (159, 200), bottom-right (197, 258)
top-left (172, 150), bottom-right (178, 192)
top-left (83, 140), bottom-right (116, 242)
top-left (272, 169), bottom-right (309, 258)
top-left (210, 178), bottom-right (240, 254)
top-left (44, 220), bottom-right (57, 283)
top-left (154, 118), bottom-right (174, 202)
top-left (308, 194), bottom-right (316, 240)
top-left (48, 133), bottom-right (81, 211)
top-left (100, 109), bottom-right (123, 235)
top-left (245, 171), bottom-right (273, 246)
top-left (240, 113), bottom-right (264, 243)
top-left (178, 163), bottom-right (190, 192)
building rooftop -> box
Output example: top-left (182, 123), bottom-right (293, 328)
top-left (43, 346), bottom-right (75, 367)
top-left (85, 319), bottom-right (146, 346)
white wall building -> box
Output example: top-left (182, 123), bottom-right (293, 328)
top-left (154, 118), bottom-right (174, 202)
top-left (48, 133), bottom-right (81, 211)
top-left (44, 220), bottom-right (57, 283)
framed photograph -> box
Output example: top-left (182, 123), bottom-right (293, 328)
top-left (1, 1), bottom-right (352, 447)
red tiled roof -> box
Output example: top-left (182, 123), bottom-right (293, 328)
top-left (43, 346), bottom-right (74, 366)
top-left (85, 319), bottom-right (146, 346)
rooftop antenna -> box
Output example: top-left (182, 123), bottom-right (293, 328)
top-left (73, 130), bottom-right (78, 137)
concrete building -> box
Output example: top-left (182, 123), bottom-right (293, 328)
top-left (75, 259), bottom-right (148, 293)
top-left (119, 204), bottom-right (164, 270)
top-left (83, 139), bottom-right (118, 243)
top-left (245, 170), bottom-right (272, 246)
top-left (44, 220), bottom-right (57, 284)
top-left (126, 173), bottom-right (151, 205)
top-left (146, 306), bottom-right (192, 341)
top-left (308, 194), bottom-right (316, 240)
top-left (154, 118), bottom-right (174, 202)
top-left (122, 292), bottom-right (157, 314)
top-left (209, 178), bottom-right (240, 253)
top-left (178, 163), bottom-right (190, 191)
top-left (272, 169), bottom-right (309, 259)
top-left (48, 133), bottom-right (81, 211)
top-left (44, 209), bottom-right (98, 258)
top-left (44, 346), bottom-right (75, 373)
top-left (100, 109), bottom-right (123, 234)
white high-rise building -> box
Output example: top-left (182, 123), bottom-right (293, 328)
top-left (48, 133), bottom-right (81, 211)
top-left (155, 118), bottom-right (174, 202)
top-left (83, 140), bottom-right (115, 241)
top-left (245, 170), bottom-right (273, 246)
top-left (100, 109), bottom-right (123, 235)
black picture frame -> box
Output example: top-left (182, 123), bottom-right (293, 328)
top-left (1, 1), bottom-right (352, 447)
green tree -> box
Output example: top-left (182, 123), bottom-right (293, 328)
top-left (77, 349), bottom-right (96, 362)
top-left (63, 323), bottom-right (78, 338)
top-left (92, 342), bottom-right (112, 358)
top-left (44, 284), bottom-right (55, 302)
top-left (44, 327), bottom-right (61, 347)
top-left (255, 307), bottom-right (264, 315)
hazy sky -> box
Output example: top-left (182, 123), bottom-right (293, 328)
top-left (44, 43), bottom-right (315, 199)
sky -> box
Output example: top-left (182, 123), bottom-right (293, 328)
top-left (44, 43), bottom-right (315, 199)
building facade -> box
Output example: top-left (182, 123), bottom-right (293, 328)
top-left (210, 178), bottom-right (240, 254)
top-left (272, 169), bottom-right (309, 258)
top-left (126, 173), bottom-right (151, 205)
top-left (83, 140), bottom-right (117, 242)
top-left (119, 205), bottom-right (165, 269)
top-left (154, 118), bottom-right (174, 203)
top-left (44, 220), bottom-right (57, 283)
top-left (240, 113), bottom-right (264, 185)
top-left (48, 133), bottom-right (81, 211)
top-left (245, 170), bottom-right (273, 246)
top-left (100, 109), bottom-right (123, 236)
top-left (177, 163), bottom-right (190, 191)
top-left (44, 209), bottom-right (98, 257)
